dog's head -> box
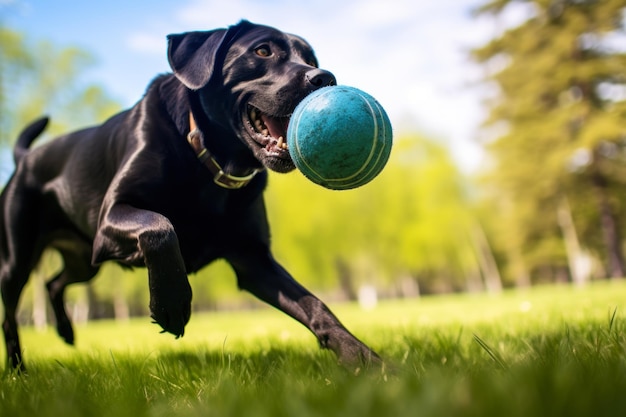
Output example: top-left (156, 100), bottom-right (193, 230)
top-left (167, 20), bottom-right (336, 173)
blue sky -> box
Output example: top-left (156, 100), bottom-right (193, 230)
top-left (1, 0), bottom-right (530, 173)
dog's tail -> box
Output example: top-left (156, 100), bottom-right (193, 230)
top-left (13, 117), bottom-right (49, 164)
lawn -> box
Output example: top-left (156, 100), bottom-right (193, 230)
top-left (2, 280), bottom-right (626, 417)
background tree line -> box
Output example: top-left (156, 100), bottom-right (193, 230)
top-left (1, 0), bottom-right (625, 325)
top-left (473, 0), bottom-right (626, 285)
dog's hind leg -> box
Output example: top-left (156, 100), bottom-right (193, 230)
top-left (46, 244), bottom-right (99, 345)
top-left (1, 266), bottom-right (34, 370)
top-left (1, 189), bottom-right (43, 369)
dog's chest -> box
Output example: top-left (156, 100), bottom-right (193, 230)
top-left (163, 186), bottom-right (266, 272)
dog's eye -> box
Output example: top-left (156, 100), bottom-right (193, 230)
top-left (255, 46), bottom-right (272, 58)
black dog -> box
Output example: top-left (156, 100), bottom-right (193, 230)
top-left (0, 20), bottom-right (379, 370)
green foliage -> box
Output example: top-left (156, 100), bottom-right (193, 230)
top-left (0, 25), bottom-right (121, 147)
top-left (473, 0), bottom-right (626, 281)
top-left (3, 281), bottom-right (626, 417)
top-left (0, 27), bottom-right (32, 144)
top-left (266, 133), bottom-right (480, 295)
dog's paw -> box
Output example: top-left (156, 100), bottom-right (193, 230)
top-left (56, 318), bottom-right (75, 345)
top-left (340, 342), bottom-right (382, 369)
top-left (326, 330), bottom-right (383, 371)
top-left (149, 280), bottom-right (192, 338)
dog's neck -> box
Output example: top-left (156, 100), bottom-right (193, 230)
top-left (187, 112), bottom-right (261, 189)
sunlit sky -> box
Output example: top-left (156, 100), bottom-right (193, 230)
top-left (1, 0), bottom-right (530, 173)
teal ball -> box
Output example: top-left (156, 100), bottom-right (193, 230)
top-left (287, 86), bottom-right (393, 190)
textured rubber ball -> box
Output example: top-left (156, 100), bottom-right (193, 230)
top-left (287, 86), bottom-right (393, 190)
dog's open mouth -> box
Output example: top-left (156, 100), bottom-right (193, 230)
top-left (246, 105), bottom-right (291, 157)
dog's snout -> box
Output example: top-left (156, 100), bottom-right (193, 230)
top-left (305, 69), bottom-right (337, 89)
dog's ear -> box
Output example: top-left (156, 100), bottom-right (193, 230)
top-left (167, 30), bottom-right (228, 90)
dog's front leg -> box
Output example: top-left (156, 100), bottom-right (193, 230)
top-left (92, 203), bottom-right (192, 337)
top-left (229, 249), bottom-right (380, 367)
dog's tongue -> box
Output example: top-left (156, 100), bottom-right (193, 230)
top-left (261, 114), bottom-right (289, 139)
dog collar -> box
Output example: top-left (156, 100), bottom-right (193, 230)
top-left (187, 113), bottom-right (261, 189)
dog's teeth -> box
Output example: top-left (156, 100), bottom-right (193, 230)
top-left (262, 129), bottom-right (269, 136)
top-left (277, 136), bottom-right (288, 150)
top-left (251, 108), bottom-right (257, 119)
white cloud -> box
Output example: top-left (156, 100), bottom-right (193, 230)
top-left (128, 33), bottom-right (166, 55)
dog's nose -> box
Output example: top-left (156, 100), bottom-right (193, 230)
top-left (306, 69), bottom-right (337, 89)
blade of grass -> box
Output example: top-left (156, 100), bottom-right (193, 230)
top-left (473, 334), bottom-right (507, 370)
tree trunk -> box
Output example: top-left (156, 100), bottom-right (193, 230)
top-left (511, 245), bottom-right (531, 288)
top-left (335, 258), bottom-right (357, 301)
top-left (113, 288), bottom-right (130, 321)
top-left (398, 273), bottom-right (420, 298)
top-left (591, 171), bottom-right (625, 278)
top-left (32, 268), bottom-right (47, 330)
top-left (72, 286), bottom-right (90, 325)
top-left (112, 274), bottom-right (130, 321)
top-left (557, 196), bottom-right (590, 285)
top-left (471, 222), bottom-right (503, 293)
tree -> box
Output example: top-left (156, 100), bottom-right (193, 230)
top-left (0, 27), bottom-right (32, 146)
top-left (265, 133), bottom-right (494, 297)
top-left (0, 26), bottom-right (120, 152)
top-left (1, 24), bottom-right (124, 323)
top-left (473, 0), bottom-right (626, 281)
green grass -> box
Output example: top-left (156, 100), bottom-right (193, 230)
top-left (3, 280), bottom-right (626, 416)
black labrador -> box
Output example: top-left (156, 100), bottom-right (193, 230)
top-left (0, 20), bottom-right (379, 370)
